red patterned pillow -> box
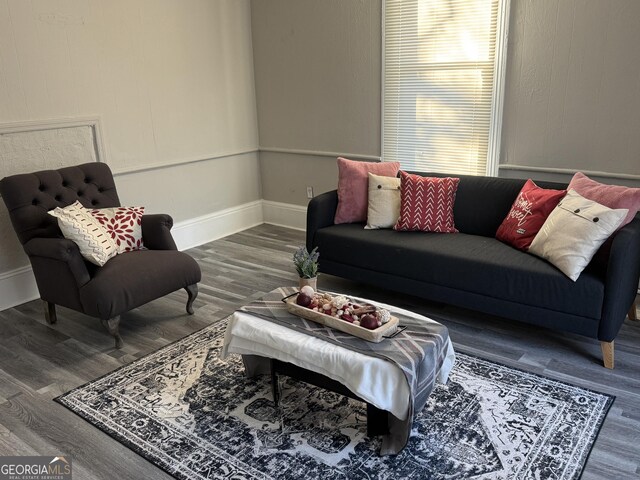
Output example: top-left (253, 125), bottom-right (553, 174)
top-left (394, 172), bottom-right (459, 233)
top-left (89, 206), bottom-right (145, 253)
top-left (496, 180), bottom-right (566, 251)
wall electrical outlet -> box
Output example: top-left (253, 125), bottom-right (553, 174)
top-left (306, 186), bottom-right (314, 199)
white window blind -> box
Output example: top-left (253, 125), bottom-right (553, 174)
top-left (383, 0), bottom-right (508, 176)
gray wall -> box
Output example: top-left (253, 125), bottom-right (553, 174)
top-left (252, 0), bottom-right (382, 205)
top-left (252, 0), bottom-right (640, 207)
top-left (0, 0), bottom-right (260, 274)
top-left (500, 0), bottom-right (640, 185)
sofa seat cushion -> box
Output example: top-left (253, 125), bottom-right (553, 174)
top-left (80, 249), bottom-right (201, 319)
top-left (314, 224), bottom-right (604, 319)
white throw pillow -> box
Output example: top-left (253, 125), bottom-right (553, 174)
top-left (48, 201), bottom-right (118, 266)
top-left (365, 173), bottom-right (401, 229)
top-left (529, 190), bottom-right (628, 281)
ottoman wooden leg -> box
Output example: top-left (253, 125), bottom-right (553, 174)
top-left (366, 403), bottom-right (389, 437)
top-left (629, 300), bottom-right (638, 321)
top-left (270, 360), bottom-right (280, 407)
top-left (601, 341), bottom-right (614, 370)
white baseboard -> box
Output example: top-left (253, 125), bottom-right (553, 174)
top-left (172, 200), bottom-right (264, 251)
top-left (262, 200), bottom-right (307, 231)
top-left (0, 265), bottom-right (39, 312)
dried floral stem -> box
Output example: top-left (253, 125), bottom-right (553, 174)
top-left (293, 246), bottom-right (319, 279)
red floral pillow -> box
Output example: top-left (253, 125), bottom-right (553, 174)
top-left (496, 179), bottom-right (566, 251)
top-left (394, 172), bottom-right (459, 233)
top-left (89, 206), bottom-right (145, 253)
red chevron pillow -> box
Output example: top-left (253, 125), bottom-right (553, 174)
top-left (394, 172), bottom-right (459, 233)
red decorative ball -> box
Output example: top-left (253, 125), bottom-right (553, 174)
top-left (296, 293), bottom-right (312, 307)
top-left (360, 314), bottom-right (378, 330)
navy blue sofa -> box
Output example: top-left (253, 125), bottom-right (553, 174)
top-left (306, 173), bottom-right (640, 368)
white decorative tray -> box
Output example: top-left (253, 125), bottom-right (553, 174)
top-left (283, 292), bottom-right (400, 343)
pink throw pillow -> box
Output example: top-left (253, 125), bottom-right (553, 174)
top-left (334, 158), bottom-right (400, 224)
top-left (89, 206), bottom-right (145, 253)
top-left (394, 171), bottom-right (459, 233)
top-left (568, 172), bottom-right (640, 228)
top-left (496, 179), bottom-right (566, 251)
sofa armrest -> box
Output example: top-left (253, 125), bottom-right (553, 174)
top-left (23, 237), bottom-right (91, 309)
top-left (24, 237), bottom-right (91, 287)
top-left (599, 216), bottom-right (640, 341)
top-left (306, 190), bottom-right (339, 252)
top-left (142, 214), bottom-right (177, 251)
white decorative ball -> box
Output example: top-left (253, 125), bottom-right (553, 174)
top-left (300, 285), bottom-right (315, 297)
top-left (333, 295), bottom-right (348, 309)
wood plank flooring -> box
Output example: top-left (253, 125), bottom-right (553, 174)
top-left (0, 223), bottom-right (638, 479)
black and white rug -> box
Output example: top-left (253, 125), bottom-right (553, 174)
top-left (56, 320), bottom-right (613, 479)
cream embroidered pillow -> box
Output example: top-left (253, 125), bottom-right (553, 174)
top-left (365, 173), bottom-right (401, 229)
top-left (529, 190), bottom-right (627, 281)
top-left (48, 201), bottom-right (118, 266)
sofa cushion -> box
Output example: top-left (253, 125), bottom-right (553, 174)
top-left (89, 206), bottom-right (145, 253)
top-left (394, 172), bottom-right (459, 233)
top-left (80, 249), bottom-right (201, 319)
top-left (529, 190), bottom-right (628, 281)
top-left (496, 179), bottom-right (566, 251)
top-left (365, 173), bottom-right (401, 230)
top-left (334, 158), bottom-right (400, 224)
top-left (568, 172), bottom-right (640, 228)
top-left (48, 201), bottom-right (118, 266)
top-left (314, 224), bottom-right (604, 319)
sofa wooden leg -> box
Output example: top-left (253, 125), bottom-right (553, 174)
top-left (600, 341), bottom-right (614, 369)
top-left (101, 316), bottom-right (123, 348)
top-left (43, 301), bottom-right (57, 325)
top-left (629, 300), bottom-right (638, 321)
top-left (185, 284), bottom-right (198, 315)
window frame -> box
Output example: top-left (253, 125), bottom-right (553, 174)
top-left (381, 0), bottom-right (511, 177)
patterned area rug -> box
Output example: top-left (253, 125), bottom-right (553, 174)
top-left (56, 320), bottom-right (613, 480)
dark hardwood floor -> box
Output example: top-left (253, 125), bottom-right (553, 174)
top-left (0, 224), bottom-right (638, 479)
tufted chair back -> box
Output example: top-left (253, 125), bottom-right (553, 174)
top-left (0, 162), bottom-right (120, 245)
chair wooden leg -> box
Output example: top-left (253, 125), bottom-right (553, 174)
top-left (600, 341), bottom-right (614, 369)
top-left (43, 301), bottom-right (57, 325)
top-left (101, 316), bottom-right (123, 348)
top-left (629, 300), bottom-right (638, 321)
top-left (185, 284), bottom-right (198, 315)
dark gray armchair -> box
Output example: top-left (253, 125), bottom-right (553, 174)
top-left (0, 162), bottom-right (201, 347)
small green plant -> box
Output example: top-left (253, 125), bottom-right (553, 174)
top-left (293, 246), bottom-right (319, 279)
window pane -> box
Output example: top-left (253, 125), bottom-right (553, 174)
top-left (384, 0), bottom-right (502, 176)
